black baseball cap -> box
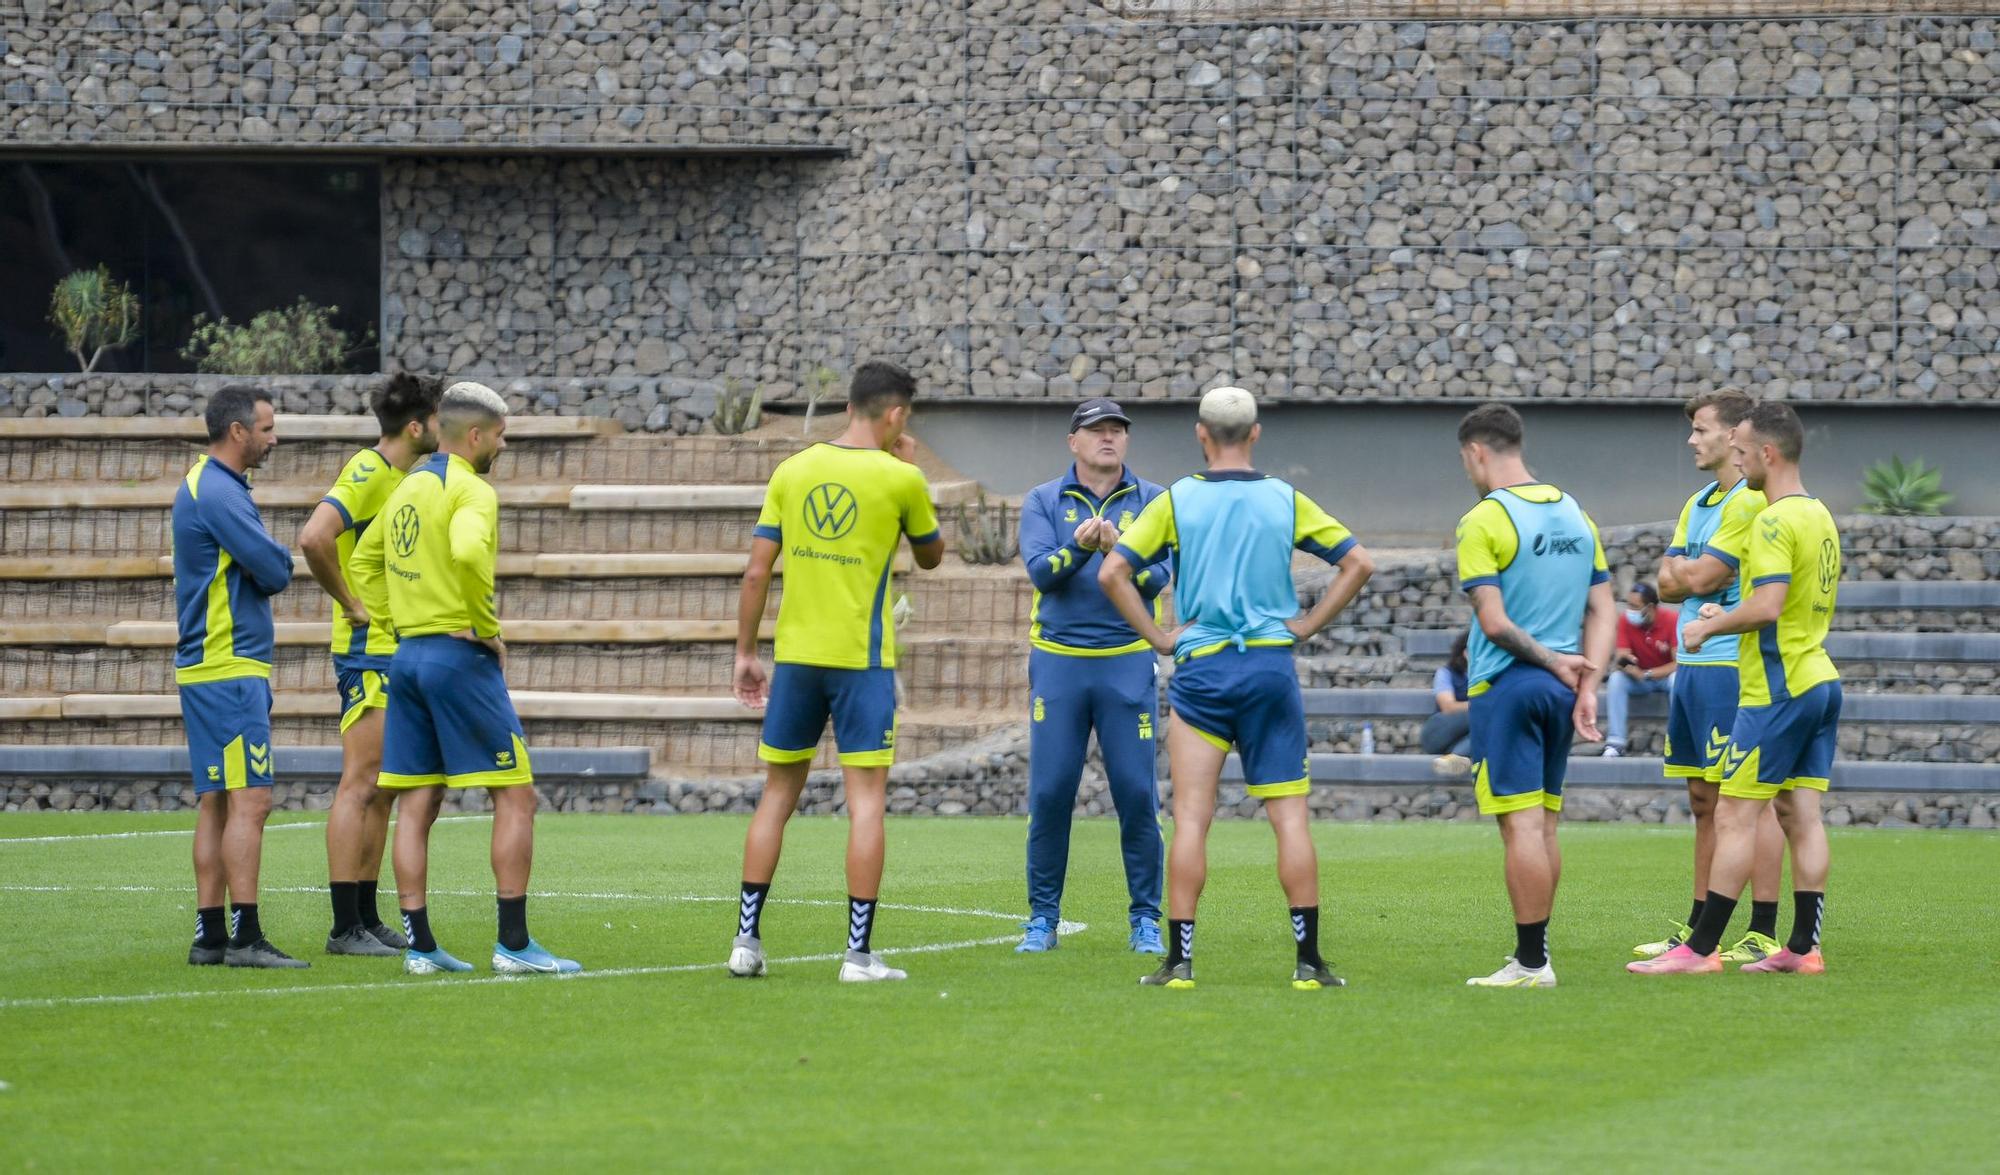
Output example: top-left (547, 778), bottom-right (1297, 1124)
top-left (1069, 397), bottom-right (1131, 433)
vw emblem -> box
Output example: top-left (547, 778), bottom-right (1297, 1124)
top-left (390, 503), bottom-right (421, 558)
top-left (804, 482), bottom-right (858, 540)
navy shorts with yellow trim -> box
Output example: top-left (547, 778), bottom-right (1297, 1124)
top-left (1167, 646), bottom-right (1309, 798)
top-left (378, 636), bottom-right (533, 790)
top-left (335, 662), bottom-right (391, 735)
top-left (1664, 662), bottom-right (1739, 783)
top-left (179, 676), bottom-right (275, 795)
top-left (1719, 679), bottom-right (1841, 801)
top-left (1469, 663), bottom-right (1576, 815)
top-left (759, 663), bottom-right (897, 768)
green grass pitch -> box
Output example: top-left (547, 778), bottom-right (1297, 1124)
top-left (2, 811), bottom-right (1994, 1171)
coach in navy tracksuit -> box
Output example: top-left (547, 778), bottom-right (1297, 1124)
top-left (1015, 397), bottom-right (1172, 955)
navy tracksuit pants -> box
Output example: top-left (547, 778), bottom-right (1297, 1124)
top-left (1025, 647), bottom-right (1164, 925)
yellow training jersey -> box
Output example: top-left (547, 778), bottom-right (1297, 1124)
top-left (753, 442), bottom-right (941, 669)
top-left (350, 452), bottom-right (501, 641)
top-left (321, 447), bottom-right (406, 667)
top-left (1738, 494), bottom-right (1841, 706)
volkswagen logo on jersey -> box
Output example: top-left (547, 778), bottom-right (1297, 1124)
top-left (390, 503), bottom-right (421, 558)
top-left (804, 482), bottom-right (859, 540)
top-left (1817, 537), bottom-right (1838, 593)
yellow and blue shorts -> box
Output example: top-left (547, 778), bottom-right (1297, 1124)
top-left (178, 676), bottom-right (275, 795)
top-left (335, 662), bottom-right (391, 734)
top-left (1167, 645), bottom-right (1309, 799)
top-left (759, 663), bottom-right (898, 768)
top-left (1468, 663), bottom-right (1576, 816)
top-left (1719, 680), bottom-right (1841, 801)
top-left (378, 636), bottom-right (533, 790)
top-left (1664, 662), bottom-right (1739, 783)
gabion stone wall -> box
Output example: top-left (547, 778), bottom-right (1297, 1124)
top-left (10, 5), bottom-right (2000, 404)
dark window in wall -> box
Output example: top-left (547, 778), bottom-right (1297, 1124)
top-left (0, 160), bottom-right (380, 374)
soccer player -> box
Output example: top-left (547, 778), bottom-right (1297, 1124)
top-left (1453, 404), bottom-right (1616, 989)
top-left (1099, 386), bottom-right (1374, 991)
top-left (1631, 401), bottom-right (1839, 976)
top-left (1015, 397), bottom-right (1171, 955)
top-left (1633, 388), bottom-right (1787, 964)
top-left (351, 380), bottom-right (580, 975)
top-left (174, 386), bottom-right (305, 968)
top-left (297, 373), bottom-right (441, 956)
top-left (726, 361), bottom-right (945, 983)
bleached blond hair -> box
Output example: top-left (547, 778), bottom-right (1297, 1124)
top-left (1198, 385), bottom-right (1257, 445)
top-left (440, 380), bottom-right (508, 419)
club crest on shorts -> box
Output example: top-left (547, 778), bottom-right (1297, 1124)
top-left (1032, 696), bottom-right (1045, 722)
top-left (804, 482), bottom-right (858, 540)
top-left (1138, 711), bottom-right (1153, 740)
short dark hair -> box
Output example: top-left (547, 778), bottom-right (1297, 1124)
top-left (373, 372), bottom-right (442, 437)
top-left (1744, 400), bottom-right (1805, 462)
top-left (204, 385), bottom-right (272, 442)
top-left (848, 360), bottom-right (917, 419)
top-left (1684, 387), bottom-right (1756, 429)
top-left (1630, 582), bottom-right (1659, 605)
top-left (1457, 403), bottom-right (1523, 453)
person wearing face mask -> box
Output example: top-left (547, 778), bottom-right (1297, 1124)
top-left (1604, 583), bottom-right (1677, 758)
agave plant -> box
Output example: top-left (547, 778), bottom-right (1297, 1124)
top-left (954, 490), bottom-right (1017, 565)
top-left (711, 377), bottom-right (763, 436)
top-left (48, 265), bottom-right (141, 372)
top-left (1860, 456), bottom-right (1953, 517)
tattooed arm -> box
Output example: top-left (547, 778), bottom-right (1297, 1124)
top-left (1469, 584), bottom-right (1588, 689)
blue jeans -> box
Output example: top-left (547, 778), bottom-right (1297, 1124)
top-left (1025, 648), bottom-right (1163, 926)
top-left (1606, 670), bottom-right (1675, 749)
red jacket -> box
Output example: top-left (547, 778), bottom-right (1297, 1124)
top-left (1617, 608), bottom-right (1679, 671)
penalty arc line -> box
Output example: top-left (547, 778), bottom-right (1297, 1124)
top-left (0, 814), bottom-right (488, 846)
top-left (0, 889), bottom-right (1089, 1011)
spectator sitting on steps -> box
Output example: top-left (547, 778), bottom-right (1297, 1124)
top-left (1606, 582), bottom-right (1678, 757)
top-left (1426, 630), bottom-right (1474, 778)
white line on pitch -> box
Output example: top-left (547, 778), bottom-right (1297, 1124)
top-left (0, 884), bottom-right (1074, 933)
top-left (0, 932), bottom-right (1049, 1011)
top-left (0, 814), bottom-right (487, 846)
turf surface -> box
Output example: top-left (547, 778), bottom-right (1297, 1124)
top-left (1, 811), bottom-right (1994, 1171)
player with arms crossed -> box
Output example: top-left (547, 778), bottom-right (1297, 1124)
top-left (726, 361), bottom-right (945, 984)
top-left (352, 381), bottom-right (580, 975)
top-left (1634, 388), bottom-right (1787, 964)
top-left (1454, 404), bottom-right (1617, 989)
top-left (175, 386), bottom-right (304, 968)
top-left (297, 373), bottom-right (441, 956)
top-left (1631, 401), bottom-right (1839, 976)
top-left (1100, 386), bottom-right (1374, 991)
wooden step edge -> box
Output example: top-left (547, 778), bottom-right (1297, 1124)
top-left (95, 619), bottom-right (772, 647)
top-left (0, 483), bottom-right (581, 510)
top-left (15, 691), bottom-right (759, 723)
top-left (0, 622), bottom-right (109, 645)
top-left (568, 480), bottom-right (985, 512)
top-left (0, 415), bottom-right (624, 442)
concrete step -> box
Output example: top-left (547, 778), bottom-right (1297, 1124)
top-left (1, 496), bottom-right (995, 558)
top-left (0, 636), bottom-right (1032, 711)
top-left (0, 563), bottom-right (1028, 633)
top-left (0, 420), bottom-right (959, 491)
top-left (0, 743), bottom-right (652, 781)
top-left (0, 707), bottom-right (1012, 780)
top-left (1303, 717), bottom-right (1999, 764)
top-left (1225, 753), bottom-right (2000, 793)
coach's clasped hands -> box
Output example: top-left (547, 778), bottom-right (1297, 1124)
top-left (1073, 517), bottom-right (1120, 552)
